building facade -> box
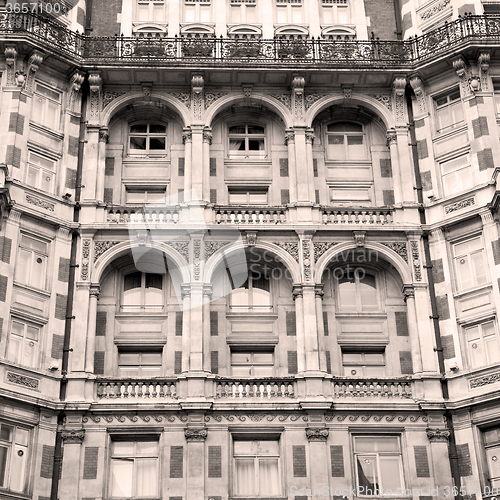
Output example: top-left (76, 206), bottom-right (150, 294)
top-left (2, 0), bottom-right (500, 499)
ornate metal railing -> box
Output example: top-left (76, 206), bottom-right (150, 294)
top-left (2, 12), bottom-right (500, 66)
top-left (96, 378), bottom-right (178, 399)
top-left (333, 378), bottom-right (413, 398)
top-left (215, 377), bottom-right (296, 398)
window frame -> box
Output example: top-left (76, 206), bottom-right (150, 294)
top-left (229, 270), bottom-right (272, 311)
top-left (229, 0), bottom-right (258, 23)
top-left (135, 0), bottom-right (167, 22)
top-left (6, 318), bottom-right (41, 369)
top-left (125, 188), bottom-right (167, 205)
top-left (275, 0), bottom-right (303, 23)
top-left (440, 154), bottom-right (472, 197)
top-left (434, 88), bottom-right (464, 133)
top-left (321, 0), bottom-right (350, 25)
top-left (352, 434), bottom-right (405, 496)
top-left (325, 122), bottom-right (367, 161)
top-left (465, 320), bottom-right (500, 370)
top-left (183, 0), bottom-right (212, 22)
top-left (342, 349), bottom-right (386, 377)
top-left (31, 82), bottom-right (62, 131)
top-left (335, 269), bottom-right (379, 312)
top-left (228, 188), bottom-right (269, 206)
top-left (231, 348), bottom-right (275, 376)
top-left (227, 123), bottom-right (267, 158)
top-left (128, 122), bottom-right (168, 157)
top-left (121, 271), bottom-right (165, 312)
top-left (26, 151), bottom-right (57, 194)
top-left (15, 233), bottom-right (49, 291)
top-left (0, 421), bottom-right (30, 494)
top-left (117, 349), bottom-right (163, 377)
top-left (482, 425), bottom-right (500, 490)
top-left (452, 235), bottom-right (488, 292)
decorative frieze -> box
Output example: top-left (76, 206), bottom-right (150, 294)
top-left (313, 242), bottom-right (337, 261)
top-left (469, 371), bottom-right (500, 389)
top-left (61, 429), bottom-right (85, 444)
top-left (204, 241), bottom-right (229, 260)
top-left (82, 414), bottom-right (178, 423)
top-left (325, 414), bottom-right (428, 422)
top-left (306, 428), bottom-right (329, 442)
top-left (444, 196), bottom-right (475, 214)
top-left (166, 241), bottom-right (190, 262)
top-left (6, 371), bottom-right (39, 389)
top-left (25, 194), bottom-right (55, 212)
top-left (382, 242), bottom-right (408, 263)
top-left (420, 0), bottom-right (451, 21)
top-left (353, 231), bottom-right (366, 248)
top-left (94, 241), bottom-right (120, 262)
top-left (204, 92), bottom-right (225, 110)
top-left (102, 91), bottom-right (126, 110)
top-left (369, 94), bottom-right (392, 111)
top-left (426, 428), bottom-right (450, 442)
top-left (193, 238), bottom-right (201, 280)
top-left (275, 242), bottom-right (299, 262)
top-left (81, 239), bottom-right (91, 281)
top-left (270, 94), bottom-right (291, 110)
top-left (204, 413), bottom-right (306, 422)
top-left (304, 94), bottom-right (323, 110)
top-left (302, 239), bottom-right (312, 281)
top-left (184, 428), bottom-right (208, 442)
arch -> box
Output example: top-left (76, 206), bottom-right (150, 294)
top-left (133, 24), bottom-right (168, 33)
top-left (102, 92), bottom-right (191, 129)
top-left (204, 241), bottom-right (301, 284)
top-left (274, 24), bottom-right (310, 36)
top-left (305, 94), bottom-right (395, 130)
top-left (227, 24), bottom-right (262, 36)
top-left (321, 26), bottom-right (356, 38)
top-left (205, 94), bottom-right (293, 129)
top-left (92, 240), bottom-right (191, 284)
top-left (180, 23), bottom-right (216, 34)
top-left (314, 241), bottom-right (412, 285)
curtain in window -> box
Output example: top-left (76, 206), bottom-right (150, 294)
top-left (136, 458), bottom-right (158, 496)
top-left (229, 139), bottom-right (245, 151)
top-left (111, 459), bottom-right (133, 497)
top-left (259, 458), bottom-right (280, 495)
top-left (234, 459), bottom-right (255, 495)
top-left (145, 273), bottom-right (163, 290)
top-left (124, 272), bottom-right (142, 291)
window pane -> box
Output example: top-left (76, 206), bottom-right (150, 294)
top-left (357, 455), bottom-right (377, 491)
top-left (10, 442), bottom-right (27, 492)
top-left (40, 171), bottom-right (54, 193)
top-left (32, 98), bottom-right (43, 123)
top-left (137, 3), bottom-right (149, 21)
top-left (247, 125), bottom-right (265, 134)
top-left (130, 137), bottom-right (147, 150)
top-left (248, 192), bottom-right (267, 204)
top-left (119, 352), bottom-right (141, 366)
top-left (276, 5), bottom-right (287, 22)
top-left (31, 254), bottom-right (45, 289)
top-left (111, 459), bottom-right (133, 497)
top-left (485, 335), bottom-right (500, 365)
top-left (253, 352), bottom-right (273, 364)
top-left (259, 458), bottom-right (280, 495)
top-left (131, 124), bottom-right (148, 133)
top-left (291, 5), bottom-right (302, 22)
top-left (232, 353), bottom-right (252, 364)
top-left (231, 288), bottom-right (251, 308)
top-left (469, 336), bottom-right (485, 368)
top-left (16, 249), bottom-right (31, 285)
top-left (230, 4), bottom-right (242, 22)
top-left (146, 274), bottom-right (163, 290)
top-left (252, 288), bottom-right (271, 307)
top-left (127, 191), bottom-right (145, 204)
top-left (30, 153), bottom-right (54, 170)
top-left (141, 352), bottom-right (162, 365)
top-left (457, 255), bottom-right (472, 290)
top-left (436, 108), bottom-right (452, 131)
top-left (15, 429), bottom-right (29, 447)
top-left (347, 135), bottom-right (364, 159)
top-left (36, 85), bottom-right (60, 101)
top-left (253, 366), bottom-right (273, 376)
top-left (124, 272), bottom-right (142, 292)
top-left (234, 441), bottom-right (253, 455)
top-left (338, 278), bottom-right (356, 310)
top-left (184, 4), bottom-right (195, 21)
top-left (46, 101), bottom-right (59, 129)
top-left (22, 236), bottom-right (47, 253)
top-left (246, 5), bottom-right (257, 22)
top-left (0, 425), bottom-right (13, 442)
top-left (153, 3), bottom-right (164, 21)
top-left (0, 446), bottom-right (7, 487)
top-left (376, 437), bottom-right (399, 452)
top-left (149, 124), bottom-right (166, 134)
top-left (380, 456), bottom-right (403, 490)
top-left (200, 4), bottom-right (211, 20)
top-left (472, 252), bottom-right (487, 285)
top-left (248, 139), bottom-right (264, 151)
top-left (232, 365), bottom-right (252, 376)
top-left (360, 274), bottom-right (377, 310)
top-left (229, 139), bottom-right (245, 151)
top-left (149, 137), bottom-right (166, 150)
top-left (136, 458), bottom-right (158, 496)
top-left (327, 135), bottom-right (345, 159)
top-left (234, 459), bottom-right (255, 495)
top-left (7, 336), bottom-right (22, 364)
top-left (354, 437), bottom-right (376, 452)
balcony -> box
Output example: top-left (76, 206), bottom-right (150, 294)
top-left (96, 378), bottom-right (178, 399)
top-left (322, 208), bottom-right (393, 225)
top-left (215, 377), bottom-right (296, 398)
top-left (107, 206), bottom-right (179, 224)
top-left (214, 206), bottom-right (287, 225)
top-left (2, 12), bottom-right (500, 68)
top-left (333, 377), bottom-right (413, 399)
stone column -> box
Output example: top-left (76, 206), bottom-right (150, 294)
top-left (294, 128), bottom-right (309, 203)
top-left (202, 127), bottom-right (212, 203)
top-left (85, 285), bottom-right (100, 373)
top-left (202, 285), bottom-right (212, 372)
top-left (293, 285), bottom-right (306, 374)
top-left (82, 126), bottom-right (100, 202)
top-left (315, 285), bottom-right (327, 373)
top-left (59, 429), bottom-right (85, 500)
top-left (183, 128), bottom-right (192, 203)
top-left (181, 284), bottom-right (191, 373)
top-left (403, 285), bottom-right (423, 374)
top-left (426, 428), bottom-right (453, 499)
top-left (185, 428), bottom-right (207, 500)
top-left (96, 127), bottom-right (108, 203)
top-left (285, 130), bottom-right (297, 203)
top-left (386, 129), bottom-right (403, 205)
top-left (305, 128), bottom-right (316, 203)
top-left (191, 126), bottom-right (204, 205)
top-left (306, 428), bottom-right (330, 494)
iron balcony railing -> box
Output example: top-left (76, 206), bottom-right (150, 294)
top-left (2, 12), bottom-right (500, 66)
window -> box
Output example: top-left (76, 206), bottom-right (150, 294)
top-left (15, 235), bottom-right (48, 290)
top-left (126, 189), bottom-right (166, 204)
top-left (228, 188), bottom-right (268, 205)
top-left (330, 188), bottom-right (371, 204)
top-left (353, 436), bottom-right (405, 495)
top-left (231, 271), bottom-right (271, 311)
top-left (230, 0), bottom-right (257, 22)
top-left (7, 320), bottom-right (39, 369)
top-left (129, 123), bottom-right (167, 156)
top-left (110, 439), bottom-right (159, 498)
top-left (326, 122), bottom-right (365, 160)
top-left (494, 84), bottom-right (500, 115)
top-left (233, 439), bottom-right (281, 496)
top-left (136, 0), bottom-right (166, 22)
top-left (31, 83), bottom-right (61, 130)
top-left (228, 124), bottom-right (266, 157)
top-left (483, 426), bottom-right (500, 489)
top-left (184, 0), bottom-right (211, 22)
top-left (466, 321), bottom-right (500, 369)
top-left (231, 350), bottom-right (274, 376)
top-left (0, 423), bottom-right (29, 493)
top-left (337, 271), bottom-right (378, 312)
top-left (452, 236), bottom-right (487, 291)
top-left (342, 350), bottom-right (385, 376)
top-left (26, 152), bottom-right (56, 194)
top-left (441, 155), bottom-right (472, 196)
top-left (434, 89), bottom-right (464, 132)
top-left (321, 0), bottom-right (350, 24)
top-left (122, 272), bottom-right (164, 311)
top-left (276, 0), bottom-right (303, 23)
top-left (118, 351), bottom-right (162, 376)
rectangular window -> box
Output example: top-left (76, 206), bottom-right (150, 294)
top-left (495, 84), bottom-right (500, 115)
top-left (231, 350), bottom-right (274, 376)
top-left (27, 152), bottom-right (56, 194)
top-left (126, 189), bottom-right (166, 204)
top-left (435, 89), bottom-right (464, 132)
top-left (230, 0), bottom-right (257, 22)
top-left (7, 319), bottom-right (40, 369)
top-left (483, 426), bottom-right (500, 489)
top-left (136, 0), bottom-right (166, 22)
top-left (118, 351), bottom-right (162, 377)
top-left (110, 439), bottom-right (159, 498)
top-left (276, 0), bottom-right (302, 23)
top-left (353, 435), bottom-right (404, 495)
top-left (0, 423), bottom-right (29, 493)
top-left (330, 188), bottom-right (371, 204)
top-left (228, 188), bottom-right (268, 205)
top-left (441, 155), bottom-right (472, 196)
top-left (31, 83), bottom-right (61, 130)
top-left (342, 350), bottom-right (385, 377)
top-left (233, 439), bottom-right (281, 496)
top-left (321, 0), bottom-right (349, 24)
top-left (466, 321), bottom-right (500, 369)
top-left (452, 236), bottom-right (487, 291)
top-left (184, 0), bottom-right (211, 22)
top-left (15, 235), bottom-right (48, 290)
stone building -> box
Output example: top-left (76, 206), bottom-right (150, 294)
top-left (1, 0), bottom-right (500, 499)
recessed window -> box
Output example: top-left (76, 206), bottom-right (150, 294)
top-left (228, 124), bottom-right (266, 157)
top-left (441, 155), bottom-right (472, 196)
top-left (494, 84), bottom-right (500, 115)
top-left (342, 350), bottom-right (385, 376)
top-left (231, 350), bottom-right (274, 376)
top-left (321, 0), bottom-right (349, 24)
top-left (326, 122), bottom-right (365, 160)
top-left (483, 426), bottom-right (500, 489)
top-left (0, 423), bottom-right (29, 493)
top-left (184, 0), bottom-right (211, 22)
top-left (15, 235), bottom-right (48, 290)
top-left (452, 236), bottom-right (487, 291)
top-left (118, 350), bottom-right (162, 376)
top-left (230, 0), bottom-right (257, 23)
top-left (129, 123), bottom-right (167, 156)
top-left (110, 439), bottom-right (159, 498)
top-left (230, 271), bottom-right (271, 311)
top-left (353, 435), bottom-right (405, 495)
top-left (7, 319), bottom-right (39, 369)
top-left (27, 152), bottom-right (56, 194)
top-left (434, 89), bottom-right (464, 132)
top-left (136, 0), bottom-right (166, 22)
top-left (126, 189), bottom-right (166, 204)
top-left (330, 188), bottom-right (371, 204)
top-left (466, 321), bottom-right (500, 369)
top-left (228, 188), bottom-right (268, 205)
top-left (31, 83), bottom-right (61, 130)
top-left (233, 439), bottom-right (281, 496)
top-left (337, 271), bottom-right (378, 312)
top-left (276, 0), bottom-right (303, 23)
top-left (122, 272), bottom-right (164, 311)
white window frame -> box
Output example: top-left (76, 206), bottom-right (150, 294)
top-left (326, 122), bottom-right (366, 161)
top-left (128, 123), bottom-right (167, 157)
top-left (227, 124), bottom-right (266, 158)
top-left (494, 84), bottom-right (500, 116)
top-left (0, 422), bottom-right (30, 493)
top-left (109, 438), bottom-right (160, 499)
top-left (440, 154), bottom-right (472, 197)
top-left (184, 0), bottom-right (212, 22)
top-left (122, 272), bottom-right (165, 312)
top-left (15, 234), bottom-right (49, 290)
top-left (321, 0), bottom-right (350, 25)
top-left (452, 235), bottom-right (488, 292)
top-left (229, 271), bottom-right (272, 311)
top-left (125, 189), bottom-right (167, 205)
top-left (26, 151), bottom-right (56, 194)
top-left (135, 0), bottom-right (167, 22)
top-left (275, 0), bottom-right (303, 23)
top-left (7, 319), bottom-right (40, 369)
top-left (434, 88), bottom-right (464, 132)
top-left (465, 320), bottom-right (500, 369)
top-left (231, 349), bottom-right (274, 376)
top-left (336, 269), bottom-right (379, 312)
top-left (229, 0), bottom-right (257, 23)
top-left (342, 350), bottom-right (385, 377)
top-left (353, 435), bottom-right (405, 496)
top-left (117, 350), bottom-right (163, 377)
top-left (31, 82), bottom-right (61, 131)
top-left (228, 188), bottom-right (268, 205)
top-left (483, 425), bottom-right (500, 490)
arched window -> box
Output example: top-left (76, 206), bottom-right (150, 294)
top-left (122, 272), bottom-right (163, 311)
top-left (228, 124), bottom-right (266, 157)
top-left (231, 271), bottom-right (271, 311)
top-left (337, 271), bottom-right (378, 312)
top-left (129, 123), bottom-right (167, 156)
top-left (326, 122), bottom-right (365, 160)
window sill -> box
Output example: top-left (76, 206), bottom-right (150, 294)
top-left (0, 488), bottom-right (32, 500)
top-left (335, 312), bottom-right (387, 318)
top-left (433, 122), bottom-right (467, 140)
top-left (453, 283), bottom-right (492, 301)
top-left (13, 281), bottom-right (51, 298)
top-left (29, 121), bottom-right (64, 141)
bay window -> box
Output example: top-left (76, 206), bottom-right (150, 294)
top-left (466, 321), bottom-right (500, 369)
top-left (0, 423), bottom-right (29, 493)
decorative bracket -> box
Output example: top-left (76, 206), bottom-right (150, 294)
top-left (392, 77), bottom-right (407, 125)
top-left (184, 427), bottom-right (208, 442)
top-left (426, 428), bottom-right (450, 442)
top-left (292, 75), bottom-right (305, 121)
top-left (306, 427), bottom-right (329, 442)
top-left (191, 73), bottom-right (204, 120)
top-left (478, 52), bottom-right (490, 91)
top-left (61, 429), bottom-right (85, 444)
top-left (67, 70), bottom-right (85, 113)
top-left (5, 45), bottom-right (18, 87)
top-left (24, 50), bottom-right (44, 93)
top-left (88, 73), bottom-right (103, 123)
top-left (409, 75), bottom-right (427, 114)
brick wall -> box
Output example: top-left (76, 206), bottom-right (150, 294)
top-left (364, 0), bottom-right (398, 39)
top-left (90, 0), bottom-right (121, 36)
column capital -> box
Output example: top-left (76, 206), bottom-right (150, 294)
top-left (305, 427), bottom-right (329, 442)
top-left (89, 285), bottom-right (100, 298)
top-left (402, 284), bottom-right (415, 302)
top-left (292, 284), bottom-right (303, 300)
top-left (314, 284), bottom-right (324, 299)
top-left (479, 208), bottom-right (495, 226)
top-left (386, 129), bottom-right (398, 147)
top-left (184, 427), bottom-right (207, 442)
top-left (305, 128), bottom-right (315, 145)
top-left (426, 428), bottom-right (450, 442)
top-left (181, 283), bottom-right (191, 299)
top-left (182, 128), bottom-right (193, 144)
top-left (284, 129), bottom-right (295, 145)
top-left (61, 429), bottom-right (85, 444)
top-left (203, 283), bottom-right (213, 299)
top-left (99, 127), bottom-right (109, 143)
top-left (202, 127), bottom-right (212, 145)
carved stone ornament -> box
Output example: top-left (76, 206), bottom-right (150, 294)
top-left (393, 77), bottom-right (407, 124)
top-left (181, 284), bottom-right (191, 300)
top-left (444, 196), bottom-right (475, 214)
top-left (142, 85), bottom-right (152, 98)
top-left (24, 51), bottom-right (44, 93)
top-left (242, 85), bottom-right (253, 98)
top-left (89, 285), bottom-right (100, 299)
top-left (382, 242), bottom-right (408, 263)
top-left (204, 241), bottom-right (228, 260)
top-left (191, 74), bottom-right (204, 120)
top-left (426, 428), bottom-right (450, 442)
top-left (284, 130), bottom-right (295, 145)
top-left (452, 56), bottom-right (472, 97)
top-left (184, 428), bottom-right (208, 442)
top-left (81, 239), bottom-right (91, 281)
top-left (469, 371), bottom-right (500, 389)
top-left (313, 242), bottom-right (337, 261)
top-left (246, 231), bottom-right (257, 246)
top-left (204, 92), bottom-right (225, 110)
top-left (342, 86), bottom-right (353, 99)
top-left (306, 428), bottom-right (329, 442)
top-left (353, 231), bottom-right (365, 248)
top-left (386, 129), bottom-right (398, 148)
top-left (94, 241), bottom-right (120, 262)
top-left (270, 94), bottom-right (291, 110)
top-left (26, 194), bottom-right (55, 212)
top-left (292, 75), bottom-right (305, 120)
top-left (6, 371), bottom-right (39, 389)
top-left (203, 127), bottom-right (212, 145)
top-left (99, 127), bottom-right (109, 143)
top-left (5, 45), bottom-right (18, 87)
top-left (420, 0), bottom-right (450, 20)
top-left (302, 240), bottom-right (312, 281)
top-left (402, 284), bottom-right (415, 302)
top-left (166, 241), bottom-right (190, 263)
top-left (61, 429), bottom-right (85, 444)
top-left (409, 75), bottom-right (427, 114)
top-left (102, 91), bottom-right (127, 110)
top-left (136, 230), bottom-right (149, 246)
top-left (305, 129), bottom-right (315, 145)
top-left (182, 128), bottom-right (193, 144)
top-left (304, 94), bottom-right (323, 110)
top-left (67, 70), bottom-right (85, 112)
top-left (369, 94), bottom-right (392, 111)
top-left (314, 284), bottom-right (324, 299)
top-left (88, 73), bottom-right (103, 119)
top-left (410, 241), bottom-right (422, 281)
top-left (479, 52), bottom-right (491, 91)
top-left (292, 285), bottom-right (303, 301)
top-left (275, 242), bottom-right (299, 262)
